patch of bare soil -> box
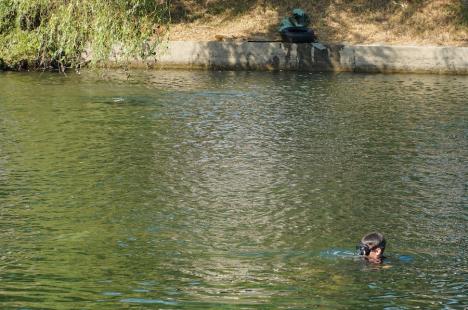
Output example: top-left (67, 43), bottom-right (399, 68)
top-left (168, 0), bottom-right (468, 46)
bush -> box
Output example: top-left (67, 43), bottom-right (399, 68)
top-left (0, 0), bottom-right (170, 71)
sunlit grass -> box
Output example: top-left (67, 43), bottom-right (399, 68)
top-left (169, 0), bottom-right (468, 46)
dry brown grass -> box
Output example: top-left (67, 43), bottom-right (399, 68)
top-left (168, 0), bottom-right (468, 46)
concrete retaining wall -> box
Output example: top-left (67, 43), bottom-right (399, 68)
top-left (152, 41), bottom-right (468, 74)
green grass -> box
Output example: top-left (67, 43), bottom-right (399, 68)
top-left (0, 0), bottom-right (170, 71)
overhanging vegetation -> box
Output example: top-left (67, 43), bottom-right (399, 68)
top-left (0, 0), bottom-right (170, 71)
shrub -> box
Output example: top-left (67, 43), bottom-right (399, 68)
top-left (0, 0), bottom-right (170, 71)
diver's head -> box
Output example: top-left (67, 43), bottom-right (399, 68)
top-left (357, 232), bottom-right (386, 261)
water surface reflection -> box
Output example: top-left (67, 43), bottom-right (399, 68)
top-left (0, 70), bottom-right (466, 308)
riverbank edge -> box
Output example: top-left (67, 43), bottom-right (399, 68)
top-left (121, 41), bottom-right (468, 75)
top-left (2, 41), bottom-right (467, 74)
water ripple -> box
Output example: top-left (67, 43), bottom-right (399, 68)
top-left (0, 70), bottom-right (466, 309)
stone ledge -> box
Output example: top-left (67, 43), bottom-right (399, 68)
top-left (151, 41), bottom-right (468, 74)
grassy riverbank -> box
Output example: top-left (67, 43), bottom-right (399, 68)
top-left (0, 0), bottom-right (466, 70)
top-left (170, 0), bottom-right (468, 46)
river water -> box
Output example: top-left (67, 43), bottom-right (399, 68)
top-left (0, 70), bottom-right (466, 309)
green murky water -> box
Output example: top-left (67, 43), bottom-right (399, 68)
top-left (0, 70), bottom-right (466, 309)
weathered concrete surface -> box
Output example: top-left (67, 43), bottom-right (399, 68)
top-left (344, 45), bottom-right (468, 74)
top-left (152, 41), bottom-right (468, 74)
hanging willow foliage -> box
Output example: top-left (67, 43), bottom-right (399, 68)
top-left (0, 0), bottom-right (170, 71)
